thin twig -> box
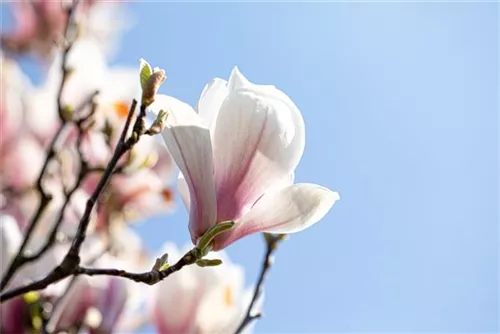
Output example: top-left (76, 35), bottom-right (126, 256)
top-left (234, 233), bottom-right (286, 334)
top-left (1, 93), bottom-right (99, 285)
top-left (66, 100), bottom-right (139, 259)
top-left (0, 1), bottom-right (82, 291)
top-left (0, 242), bottom-right (199, 302)
top-left (0, 124), bottom-right (64, 290)
top-left (0, 99), bottom-right (144, 303)
top-left (24, 92), bottom-right (105, 263)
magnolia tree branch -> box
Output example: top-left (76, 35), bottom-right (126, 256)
top-left (24, 92), bottom-right (100, 264)
top-left (234, 233), bottom-right (286, 334)
top-left (0, 0), bottom-right (82, 291)
top-left (0, 100), bottom-right (145, 303)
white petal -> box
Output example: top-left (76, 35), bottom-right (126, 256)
top-left (46, 277), bottom-right (93, 332)
top-left (152, 262), bottom-right (199, 333)
top-left (0, 215), bottom-right (22, 279)
top-left (212, 86), bottom-right (305, 222)
top-left (215, 184), bottom-right (339, 249)
top-left (153, 94), bottom-right (217, 242)
top-left (247, 183), bottom-right (338, 233)
top-left (177, 173), bottom-right (190, 210)
top-left (100, 67), bottom-right (141, 105)
top-left (196, 78), bottom-right (229, 132)
top-left (227, 66), bottom-right (276, 92)
top-left (194, 283), bottom-right (241, 334)
top-left (94, 277), bottom-right (129, 332)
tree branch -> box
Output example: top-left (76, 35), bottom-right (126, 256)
top-left (0, 241), bottom-right (199, 303)
top-left (234, 233), bottom-right (286, 334)
top-left (75, 247), bottom-right (198, 285)
top-left (0, 99), bottom-right (143, 303)
top-left (0, 0), bottom-right (82, 291)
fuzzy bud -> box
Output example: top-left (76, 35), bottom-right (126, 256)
top-left (141, 69), bottom-right (166, 107)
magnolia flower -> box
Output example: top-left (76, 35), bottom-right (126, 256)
top-left (0, 135), bottom-right (44, 193)
top-left (0, 295), bottom-right (27, 333)
top-left (152, 67), bottom-right (339, 250)
top-left (151, 243), bottom-right (258, 334)
top-left (47, 235), bottom-right (149, 334)
top-left (47, 274), bottom-right (128, 333)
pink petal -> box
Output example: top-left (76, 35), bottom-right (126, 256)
top-left (212, 78), bottom-right (305, 222)
top-left (152, 94), bottom-right (217, 243)
top-left (90, 277), bottom-right (128, 334)
top-left (46, 277), bottom-right (93, 332)
top-left (214, 183), bottom-right (339, 250)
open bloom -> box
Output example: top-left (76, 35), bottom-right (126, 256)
top-left (47, 274), bottom-right (128, 333)
top-left (152, 67), bottom-right (339, 250)
top-left (151, 243), bottom-right (258, 334)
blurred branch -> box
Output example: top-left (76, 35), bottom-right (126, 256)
top-left (0, 235), bottom-right (200, 302)
top-left (0, 0), bottom-right (82, 291)
top-left (0, 100), bottom-right (147, 303)
top-left (234, 233), bottom-right (286, 334)
top-left (50, 241), bottom-right (111, 314)
top-left (74, 247), bottom-right (197, 284)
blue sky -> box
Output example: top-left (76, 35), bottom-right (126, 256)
top-left (120, 2), bottom-right (497, 332)
top-left (3, 2), bottom-right (499, 333)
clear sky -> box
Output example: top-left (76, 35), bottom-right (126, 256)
top-left (4, 1), bottom-right (499, 333)
top-left (119, 2), bottom-right (498, 332)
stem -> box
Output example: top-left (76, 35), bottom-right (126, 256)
top-left (234, 233), bottom-right (285, 334)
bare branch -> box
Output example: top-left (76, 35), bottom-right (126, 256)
top-left (0, 0), bottom-right (82, 291)
top-left (234, 233), bottom-right (286, 334)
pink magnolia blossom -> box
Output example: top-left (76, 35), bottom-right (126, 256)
top-left (47, 274), bottom-right (128, 334)
top-left (0, 296), bottom-right (27, 333)
top-left (152, 67), bottom-right (339, 250)
top-left (47, 239), bottom-right (146, 334)
top-left (0, 135), bottom-right (45, 193)
top-left (151, 243), bottom-right (258, 334)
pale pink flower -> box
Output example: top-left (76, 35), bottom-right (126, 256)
top-left (151, 243), bottom-right (258, 334)
top-left (47, 240), bottom-right (146, 334)
top-left (152, 67), bottom-right (339, 250)
top-left (0, 295), bottom-right (27, 333)
top-left (0, 135), bottom-right (44, 192)
top-left (47, 274), bottom-right (128, 334)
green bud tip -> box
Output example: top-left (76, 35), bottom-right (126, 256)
top-left (196, 221), bottom-right (235, 253)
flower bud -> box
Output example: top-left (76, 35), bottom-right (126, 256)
top-left (141, 69), bottom-right (166, 106)
top-left (147, 109), bottom-right (168, 135)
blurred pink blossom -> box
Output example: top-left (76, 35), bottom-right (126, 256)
top-left (151, 243), bottom-right (258, 334)
top-left (1, 0), bottom-right (128, 59)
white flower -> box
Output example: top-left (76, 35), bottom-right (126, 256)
top-left (151, 67), bottom-right (339, 250)
top-left (150, 243), bottom-right (259, 334)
